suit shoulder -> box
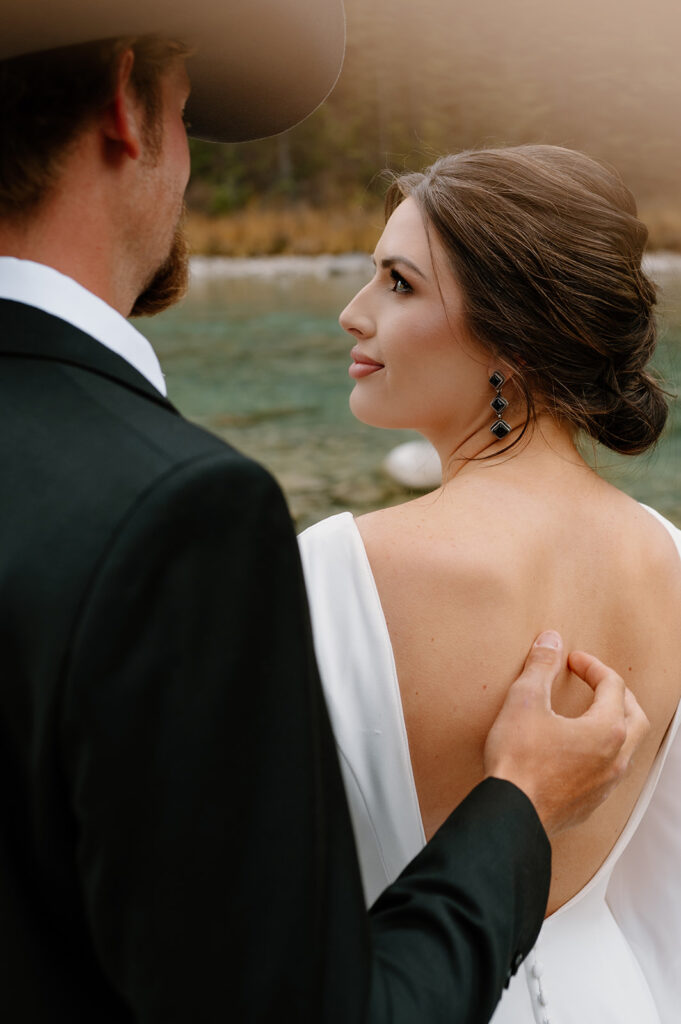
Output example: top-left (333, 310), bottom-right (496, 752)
top-left (117, 445), bottom-right (290, 549)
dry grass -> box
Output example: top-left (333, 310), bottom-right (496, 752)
top-left (185, 201), bottom-right (386, 257)
top-left (639, 203), bottom-right (681, 253)
top-left (186, 199), bottom-right (681, 257)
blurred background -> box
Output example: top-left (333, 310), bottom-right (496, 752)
top-left (185, 0), bottom-right (681, 254)
top-left (139, 0), bottom-right (681, 527)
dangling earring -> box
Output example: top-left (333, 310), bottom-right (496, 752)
top-left (489, 371), bottom-right (511, 439)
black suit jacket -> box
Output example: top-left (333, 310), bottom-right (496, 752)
top-left (0, 298), bottom-right (550, 1023)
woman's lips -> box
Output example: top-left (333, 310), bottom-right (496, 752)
top-left (349, 346), bottom-right (384, 379)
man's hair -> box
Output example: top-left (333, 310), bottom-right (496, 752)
top-left (0, 36), bottom-right (190, 218)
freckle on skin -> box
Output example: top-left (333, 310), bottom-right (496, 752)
top-left (482, 684), bottom-right (487, 691)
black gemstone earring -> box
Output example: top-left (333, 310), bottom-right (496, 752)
top-left (489, 371), bottom-right (511, 439)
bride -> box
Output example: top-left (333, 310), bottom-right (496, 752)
top-left (298, 145), bottom-right (681, 1023)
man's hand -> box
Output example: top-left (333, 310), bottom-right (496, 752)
top-left (483, 629), bottom-right (650, 839)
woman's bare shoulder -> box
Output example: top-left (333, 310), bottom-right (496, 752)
top-left (629, 500), bottom-right (681, 567)
top-left (355, 475), bottom-right (681, 604)
top-left (354, 490), bottom-right (525, 620)
top-left (356, 484), bottom-right (541, 570)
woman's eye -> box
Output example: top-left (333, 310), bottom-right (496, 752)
top-left (390, 270), bottom-right (412, 294)
top-left (182, 111), bottom-right (192, 131)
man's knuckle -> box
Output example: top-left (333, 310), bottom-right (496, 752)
top-left (600, 719), bottom-right (626, 755)
top-left (612, 720), bottom-right (627, 747)
top-left (635, 707), bottom-right (651, 735)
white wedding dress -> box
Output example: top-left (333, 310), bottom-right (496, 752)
top-left (298, 506), bottom-right (681, 1024)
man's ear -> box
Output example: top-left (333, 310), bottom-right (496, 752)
top-left (102, 49), bottom-right (142, 161)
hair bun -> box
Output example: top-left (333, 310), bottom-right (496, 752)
top-left (589, 367), bottom-right (669, 455)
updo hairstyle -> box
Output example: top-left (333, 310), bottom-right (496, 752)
top-left (386, 145), bottom-right (668, 455)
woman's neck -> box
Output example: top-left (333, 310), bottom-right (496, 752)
top-left (432, 414), bottom-right (590, 487)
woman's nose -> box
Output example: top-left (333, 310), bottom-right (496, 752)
top-left (339, 287), bottom-right (374, 338)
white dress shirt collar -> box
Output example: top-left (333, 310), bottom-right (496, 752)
top-left (0, 257), bottom-right (167, 396)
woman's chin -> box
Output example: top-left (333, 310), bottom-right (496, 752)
top-left (349, 393), bottom-right (384, 428)
top-left (348, 391), bottom-right (411, 431)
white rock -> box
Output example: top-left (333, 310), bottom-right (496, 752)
top-left (383, 440), bottom-right (441, 490)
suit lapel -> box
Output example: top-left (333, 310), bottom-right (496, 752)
top-left (0, 298), bottom-right (179, 414)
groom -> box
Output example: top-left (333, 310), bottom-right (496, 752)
top-left (0, 4), bottom-right (647, 1022)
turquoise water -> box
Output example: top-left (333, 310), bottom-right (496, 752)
top-left (139, 256), bottom-right (681, 530)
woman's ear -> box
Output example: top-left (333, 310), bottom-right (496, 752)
top-left (101, 49), bottom-right (142, 161)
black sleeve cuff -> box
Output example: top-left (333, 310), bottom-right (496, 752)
top-left (368, 777), bottom-right (551, 1023)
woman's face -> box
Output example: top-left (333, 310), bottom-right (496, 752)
top-left (339, 197), bottom-right (492, 441)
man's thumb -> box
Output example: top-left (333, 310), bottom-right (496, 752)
top-left (515, 629), bottom-right (564, 707)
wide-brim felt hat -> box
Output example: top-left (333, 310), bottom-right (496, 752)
top-left (0, 0), bottom-right (346, 143)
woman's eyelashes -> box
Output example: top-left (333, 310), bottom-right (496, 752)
top-left (390, 269), bottom-right (412, 294)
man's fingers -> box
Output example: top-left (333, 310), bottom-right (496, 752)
top-left (568, 650), bottom-right (622, 694)
top-left (569, 649), bottom-right (650, 764)
top-left (569, 650), bottom-right (627, 754)
top-left (619, 690), bottom-right (651, 762)
top-left (485, 637), bottom-right (651, 835)
top-left (508, 630), bottom-right (564, 709)
top-left (568, 649), bottom-right (626, 717)
top-left (529, 629), bottom-right (563, 660)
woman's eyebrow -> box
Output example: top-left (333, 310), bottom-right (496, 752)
top-left (370, 255), bottom-right (428, 280)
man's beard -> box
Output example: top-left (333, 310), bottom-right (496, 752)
top-left (130, 220), bottom-right (190, 318)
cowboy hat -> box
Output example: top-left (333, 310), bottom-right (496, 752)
top-left (0, 0), bottom-right (345, 143)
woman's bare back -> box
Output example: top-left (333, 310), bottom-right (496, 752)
top-left (356, 448), bottom-right (681, 914)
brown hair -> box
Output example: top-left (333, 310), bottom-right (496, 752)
top-left (386, 145), bottom-right (669, 455)
top-left (0, 37), bottom-right (190, 218)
